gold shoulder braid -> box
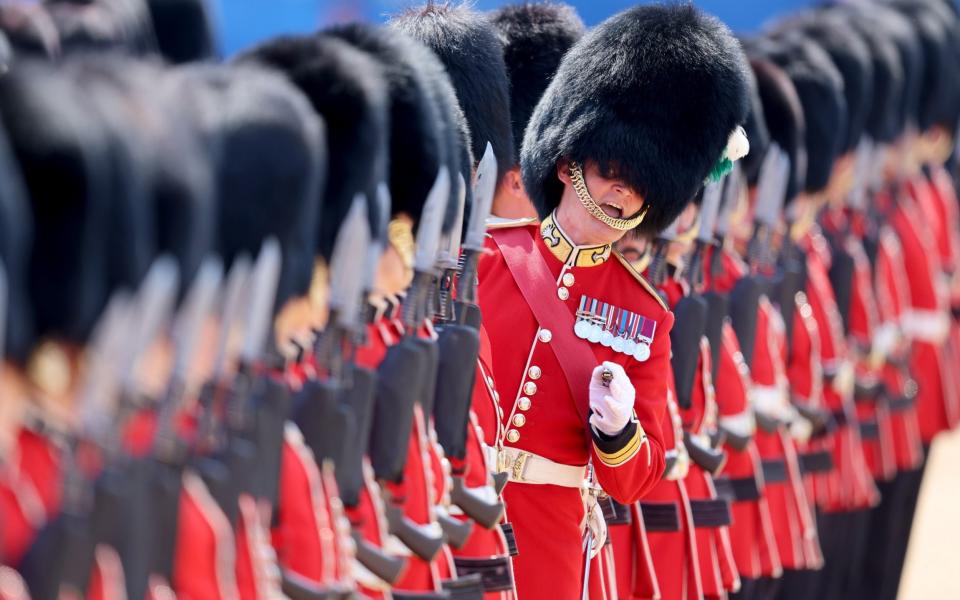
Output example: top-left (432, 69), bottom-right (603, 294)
top-left (569, 161), bottom-right (648, 231)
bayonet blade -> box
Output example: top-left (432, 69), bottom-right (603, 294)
top-left (364, 183), bottom-right (391, 293)
top-left (847, 137), bottom-right (873, 211)
top-left (213, 255), bottom-right (252, 379)
top-left (697, 181), bottom-right (724, 243)
top-left (240, 237), bottom-right (282, 364)
top-left (464, 143), bottom-right (497, 251)
top-left (121, 256), bottom-right (180, 393)
top-left (714, 165), bottom-right (742, 238)
top-left (437, 174), bottom-right (467, 269)
top-left (79, 292), bottom-right (134, 440)
top-left (413, 167), bottom-right (450, 273)
top-left (170, 257), bottom-right (223, 384)
top-left (754, 145), bottom-right (789, 228)
top-left (329, 194), bottom-right (371, 329)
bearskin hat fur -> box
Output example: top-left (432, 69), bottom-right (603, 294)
top-left (171, 64), bottom-right (324, 309)
top-left (740, 64), bottom-right (771, 185)
top-left (782, 18), bottom-right (874, 153)
top-left (491, 2), bottom-right (585, 163)
top-left (522, 4), bottom-right (750, 235)
top-left (147, 0), bottom-right (217, 63)
top-left (237, 35), bottom-right (389, 262)
top-left (834, 13), bottom-right (904, 144)
top-left (390, 3), bottom-right (514, 184)
top-left (760, 37), bottom-right (846, 193)
top-left (749, 57), bottom-right (807, 203)
top-left (46, 0), bottom-right (157, 55)
top-left (0, 123), bottom-right (33, 363)
top-left (0, 62), bottom-right (112, 343)
top-left (0, 3), bottom-right (61, 59)
top-left (324, 23), bottom-right (447, 231)
top-left (888, 0), bottom-right (959, 131)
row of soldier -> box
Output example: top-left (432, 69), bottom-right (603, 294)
top-left (1, 1), bottom-right (959, 600)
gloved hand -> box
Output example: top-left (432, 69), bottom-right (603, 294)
top-left (588, 361), bottom-right (635, 436)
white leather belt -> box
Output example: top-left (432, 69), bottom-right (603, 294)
top-left (902, 309), bottom-right (950, 344)
top-left (487, 446), bottom-right (587, 488)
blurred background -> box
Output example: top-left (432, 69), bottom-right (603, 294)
top-left (211, 0), bottom-right (812, 56)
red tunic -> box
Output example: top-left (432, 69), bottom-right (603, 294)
top-left (479, 217), bottom-right (670, 599)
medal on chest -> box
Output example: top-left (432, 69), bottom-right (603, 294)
top-left (575, 294), bottom-right (657, 361)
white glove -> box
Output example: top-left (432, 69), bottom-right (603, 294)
top-left (588, 361), bottom-right (635, 436)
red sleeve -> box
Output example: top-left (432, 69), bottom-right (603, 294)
top-left (590, 310), bottom-right (672, 503)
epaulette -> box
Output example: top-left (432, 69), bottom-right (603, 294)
top-left (486, 216), bottom-right (538, 230)
top-left (613, 250), bottom-right (668, 311)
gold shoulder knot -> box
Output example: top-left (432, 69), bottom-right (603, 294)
top-left (613, 251), bottom-right (668, 311)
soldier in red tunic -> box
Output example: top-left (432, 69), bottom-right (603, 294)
top-left (477, 6), bottom-right (751, 598)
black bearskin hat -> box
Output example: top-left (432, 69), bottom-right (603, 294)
top-left (237, 35), bottom-right (389, 262)
top-left (740, 64), bottom-right (772, 185)
top-left (0, 62), bottom-right (112, 343)
top-left (146, 0), bottom-right (218, 63)
top-left (835, 12), bottom-right (904, 144)
top-left (0, 123), bottom-right (34, 363)
top-left (390, 3), bottom-right (514, 184)
top-left (781, 17), bottom-right (874, 153)
top-left (45, 0), bottom-right (157, 55)
top-left (887, 0), bottom-right (959, 131)
top-left (761, 37), bottom-right (846, 193)
top-left (491, 2), bottom-right (585, 163)
top-left (0, 3), bottom-right (61, 59)
top-left (522, 4), bottom-right (750, 235)
top-left (749, 57), bottom-right (807, 203)
top-left (323, 23), bottom-right (446, 229)
top-left (171, 64), bottom-right (325, 309)
top-left (840, 5), bottom-right (923, 137)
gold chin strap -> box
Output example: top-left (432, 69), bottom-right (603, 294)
top-left (569, 161), bottom-right (648, 231)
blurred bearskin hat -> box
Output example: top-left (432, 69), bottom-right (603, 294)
top-left (170, 64), bottom-right (325, 309)
top-left (0, 123), bottom-right (34, 363)
top-left (237, 35), bottom-right (389, 262)
top-left (0, 3), bottom-right (60, 59)
top-left (146, 0), bottom-right (218, 63)
top-left (490, 2), bottom-right (585, 163)
top-left (740, 63), bottom-right (772, 185)
top-left (390, 2), bottom-right (514, 184)
top-left (759, 36), bottom-right (846, 193)
top-left (749, 57), bottom-right (807, 203)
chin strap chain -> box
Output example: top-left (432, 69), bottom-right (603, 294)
top-left (569, 161), bottom-right (648, 231)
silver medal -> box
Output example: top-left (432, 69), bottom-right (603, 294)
top-left (588, 323), bottom-right (603, 344)
top-left (624, 339), bottom-right (637, 355)
top-left (634, 342), bottom-right (651, 362)
top-left (612, 336), bottom-right (626, 353)
top-left (600, 330), bottom-right (614, 347)
top-left (575, 320), bottom-right (591, 339)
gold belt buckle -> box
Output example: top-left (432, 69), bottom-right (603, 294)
top-left (511, 451), bottom-right (530, 483)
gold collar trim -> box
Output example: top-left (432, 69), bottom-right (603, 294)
top-left (540, 212), bottom-right (611, 267)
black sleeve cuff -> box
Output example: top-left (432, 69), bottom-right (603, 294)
top-left (592, 420), bottom-right (639, 455)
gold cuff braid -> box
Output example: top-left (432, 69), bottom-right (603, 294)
top-left (569, 161), bottom-right (648, 231)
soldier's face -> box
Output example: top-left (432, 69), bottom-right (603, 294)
top-left (556, 160), bottom-right (646, 244)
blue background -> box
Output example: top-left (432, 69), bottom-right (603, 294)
top-left (210, 0), bottom-right (814, 57)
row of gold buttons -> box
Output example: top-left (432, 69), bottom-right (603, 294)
top-left (504, 329), bottom-right (552, 443)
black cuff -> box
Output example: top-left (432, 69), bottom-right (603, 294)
top-left (592, 420), bottom-right (639, 455)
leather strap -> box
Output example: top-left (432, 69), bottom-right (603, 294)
top-left (601, 497), bottom-right (633, 526)
top-left (500, 523), bottom-right (519, 557)
top-left (713, 476), bottom-right (762, 502)
top-left (640, 502), bottom-right (681, 532)
top-left (689, 499), bottom-right (733, 528)
top-left (492, 228), bottom-right (595, 435)
top-left (859, 418), bottom-right (880, 440)
top-left (761, 459), bottom-right (788, 483)
top-left (452, 557), bottom-right (515, 592)
top-left (798, 450), bottom-right (834, 474)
